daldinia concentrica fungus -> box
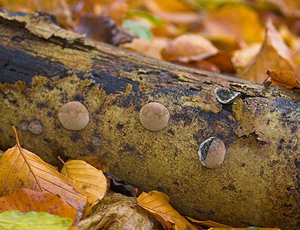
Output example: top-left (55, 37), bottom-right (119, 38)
top-left (214, 87), bottom-right (241, 105)
top-left (58, 101), bottom-right (89, 131)
top-left (198, 137), bottom-right (226, 169)
top-left (139, 102), bottom-right (170, 131)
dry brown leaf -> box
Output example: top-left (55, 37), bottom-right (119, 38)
top-left (121, 38), bottom-right (168, 59)
top-left (79, 192), bottom-right (155, 230)
top-left (201, 5), bottom-right (264, 45)
top-left (61, 160), bottom-right (108, 208)
top-left (241, 20), bottom-right (300, 87)
top-left (161, 34), bottom-right (218, 62)
top-left (186, 216), bottom-right (232, 228)
top-left (266, 69), bottom-right (300, 88)
top-left (0, 127), bottom-right (87, 220)
top-left (137, 190), bottom-right (197, 230)
top-left (0, 188), bottom-right (77, 222)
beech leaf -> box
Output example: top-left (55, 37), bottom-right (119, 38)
top-left (0, 210), bottom-right (73, 230)
top-left (161, 34), bottom-right (218, 62)
top-left (0, 188), bottom-right (77, 222)
top-left (241, 20), bottom-right (300, 88)
top-left (61, 160), bottom-right (108, 208)
top-left (201, 5), bottom-right (264, 45)
top-left (137, 190), bottom-right (197, 230)
top-left (0, 127), bottom-right (87, 220)
top-left (122, 19), bottom-right (153, 40)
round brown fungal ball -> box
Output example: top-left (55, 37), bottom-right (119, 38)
top-left (139, 102), bottom-right (170, 131)
top-left (198, 137), bottom-right (226, 169)
top-left (28, 120), bottom-right (43, 135)
top-left (58, 101), bottom-right (89, 131)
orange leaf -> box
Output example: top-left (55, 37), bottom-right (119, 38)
top-left (241, 20), bottom-right (300, 87)
top-left (0, 188), bottom-right (77, 222)
top-left (201, 5), bottom-right (264, 45)
top-left (137, 190), bottom-right (197, 230)
top-left (0, 127), bottom-right (87, 220)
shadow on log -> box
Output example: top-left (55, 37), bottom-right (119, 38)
top-left (0, 8), bottom-right (299, 229)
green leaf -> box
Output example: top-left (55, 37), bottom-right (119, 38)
top-left (0, 210), bottom-right (73, 230)
top-left (127, 11), bottom-right (162, 26)
top-left (122, 19), bottom-right (153, 40)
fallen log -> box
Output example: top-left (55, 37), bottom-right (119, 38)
top-left (0, 8), bottom-right (299, 229)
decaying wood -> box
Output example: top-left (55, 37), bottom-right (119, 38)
top-left (0, 9), bottom-right (299, 229)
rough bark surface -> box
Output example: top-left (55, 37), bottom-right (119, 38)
top-left (0, 9), bottom-right (299, 229)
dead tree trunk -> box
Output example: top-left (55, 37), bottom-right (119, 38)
top-left (0, 9), bottom-right (299, 229)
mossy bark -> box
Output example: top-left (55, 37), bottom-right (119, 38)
top-left (0, 9), bottom-right (299, 229)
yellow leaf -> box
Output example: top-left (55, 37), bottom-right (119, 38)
top-left (61, 160), bottom-right (108, 208)
top-left (137, 190), bottom-right (197, 230)
top-left (240, 20), bottom-right (300, 88)
top-left (201, 5), bottom-right (264, 45)
top-left (0, 127), bottom-right (87, 220)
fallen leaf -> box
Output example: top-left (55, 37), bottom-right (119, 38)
top-left (106, 0), bottom-right (128, 24)
top-left (61, 160), bottom-right (108, 209)
top-left (241, 20), bottom-right (300, 87)
top-left (186, 216), bottom-right (232, 228)
top-left (0, 188), bottom-right (77, 222)
top-left (268, 0), bottom-right (300, 18)
top-left (0, 127), bottom-right (87, 220)
top-left (121, 37), bottom-right (167, 59)
top-left (79, 192), bottom-right (156, 230)
top-left (0, 210), bottom-right (73, 230)
top-left (122, 19), bottom-right (153, 40)
top-left (232, 43), bottom-right (261, 69)
top-left (161, 34), bottom-right (218, 62)
top-left (0, 0), bottom-right (73, 28)
top-left (266, 69), bottom-right (300, 88)
top-left (77, 156), bottom-right (109, 172)
top-left (184, 60), bottom-right (221, 73)
top-left (206, 52), bottom-right (235, 73)
top-left (137, 190), bottom-right (197, 230)
top-left (201, 5), bottom-right (264, 45)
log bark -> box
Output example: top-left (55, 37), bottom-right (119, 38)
top-left (0, 9), bottom-right (299, 229)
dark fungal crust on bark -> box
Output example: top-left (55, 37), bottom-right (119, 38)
top-left (0, 9), bottom-right (299, 229)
